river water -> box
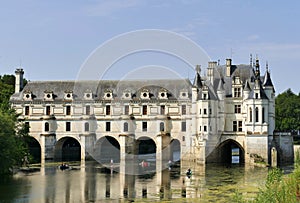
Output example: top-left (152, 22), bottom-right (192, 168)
top-left (0, 161), bottom-right (269, 202)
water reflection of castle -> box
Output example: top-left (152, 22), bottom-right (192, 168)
top-left (11, 57), bottom-right (277, 165)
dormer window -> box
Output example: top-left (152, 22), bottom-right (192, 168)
top-left (44, 91), bottom-right (54, 101)
top-left (23, 90), bottom-right (32, 101)
top-left (104, 90), bottom-right (113, 100)
top-left (141, 89), bottom-right (150, 99)
top-left (158, 89), bottom-right (168, 100)
top-left (122, 90), bottom-right (132, 99)
top-left (64, 91), bottom-right (73, 100)
top-left (180, 90), bottom-right (188, 99)
top-left (84, 90), bottom-right (93, 100)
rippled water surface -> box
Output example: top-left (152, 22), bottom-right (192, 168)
top-left (0, 162), bottom-right (269, 202)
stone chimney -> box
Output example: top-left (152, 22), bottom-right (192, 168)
top-left (207, 61), bottom-right (217, 85)
top-left (15, 68), bottom-right (24, 93)
top-left (226, 59), bottom-right (232, 77)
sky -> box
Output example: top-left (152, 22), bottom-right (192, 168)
top-left (0, 0), bottom-right (300, 94)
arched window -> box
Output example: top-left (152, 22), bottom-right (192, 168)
top-left (84, 122), bottom-right (89, 132)
top-left (249, 107), bottom-right (252, 122)
top-left (124, 122), bottom-right (128, 132)
top-left (45, 122), bottom-right (49, 132)
top-left (262, 107), bottom-right (265, 123)
top-left (255, 107), bottom-right (259, 122)
top-left (160, 122), bottom-right (164, 131)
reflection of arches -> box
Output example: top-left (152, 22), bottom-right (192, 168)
top-left (207, 139), bottom-right (245, 164)
top-left (55, 137), bottom-right (81, 161)
top-left (94, 136), bottom-right (120, 164)
top-left (170, 139), bottom-right (181, 162)
top-left (24, 136), bottom-right (41, 163)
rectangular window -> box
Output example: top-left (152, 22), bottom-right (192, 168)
top-left (234, 88), bottom-right (241, 98)
top-left (159, 122), bottom-right (164, 131)
top-left (143, 105), bottom-right (147, 115)
top-left (46, 106), bottom-right (51, 115)
top-left (160, 105), bottom-right (165, 115)
top-left (203, 93), bottom-right (207, 100)
top-left (25, 122), bottom-right (30, 131)
top-left (233, 121), bottom-right (237, 131)
top-left (86, 105), bottom-right (90, 115)
top-left (238, 121), bottom-right (242, 132)
top-left (106, 122), bottom-right (111, 131)
top-left (66, 122), bottom-right (71, 131)
top-left (25, 106), bottom-right (29, 115)
top-left (106, 105), bottom-right (111, 115)
top-left (204, 125), bottom-right (207, 132)
top-left (209, 108), bottom-right (212, 114)
top-left (255, 107), bottom-right (259, 122)
top-left (142, 122), bottom-right (147, 132)
top-left (124, 105), bottom-right (129, 115)
top-left (262, 107), bottom-right (265, 123)
top-left (204, 108), bottom-right (207, 115)
top-left (182, 105), bottom-right (186, 115)
top-left (234, 105), bottom-right (241, 113)
top-left (124, 122), bottom-right (128, 132)
top-left (66, 106), bottom-right (71, 115)
top-left (181, 121), bottom-right (186, 132)
top-left (199, 109), bottom-right (201, 114)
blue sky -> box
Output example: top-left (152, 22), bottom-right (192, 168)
top-left (0, 0), bottom-right (299, 94)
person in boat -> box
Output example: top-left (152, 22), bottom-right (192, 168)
top-left (60, 162), bottom-right (69, 170)
top-left (139, 160), bottom-right (148, 168)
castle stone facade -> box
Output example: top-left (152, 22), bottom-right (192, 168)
top-left (10, 58), bottom-right (275, 165)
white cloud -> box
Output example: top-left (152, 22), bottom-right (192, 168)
top-left (85, 0), bottom-right (141, 17)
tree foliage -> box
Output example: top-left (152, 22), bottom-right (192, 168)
top-left (275, 89), bottom-right (300, 132)
top-left (0, 74), bottom-right (29, 175)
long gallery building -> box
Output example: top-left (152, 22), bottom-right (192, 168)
top-left (10, 58), bottom-right (275, 166)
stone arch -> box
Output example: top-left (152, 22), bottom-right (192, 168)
top-left (207, 139), bottom-right (245, 164)
top-left (54, 137), bottom-right (81, 162)
top-left (136, 136), bottom-right (157, 163)
top-left (94, 136), bottom-right (120, 164)
top-left (24, 136), bottom-right (41, 163)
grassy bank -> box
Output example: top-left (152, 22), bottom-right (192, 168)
top-left (233, 150), bottom-right (300, 203)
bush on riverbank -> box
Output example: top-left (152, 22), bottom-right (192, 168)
top-left (233, 150), bottom-right (300, 203)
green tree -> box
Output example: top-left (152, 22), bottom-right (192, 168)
top-left (0, 74), bottom-right (29, 175)
top-left (275, 89), bottom-right (300, 132)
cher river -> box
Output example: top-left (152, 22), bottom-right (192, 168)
top-left (0, 161), bottom-right (269, 202)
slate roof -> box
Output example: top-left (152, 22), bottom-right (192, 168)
top-left (10, 79), bottom-right (192, 102)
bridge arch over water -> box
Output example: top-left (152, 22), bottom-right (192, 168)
top-left (24, 136), bottom-right (41, 163)
top-left (94, 135), bottom-right (120, 164)
top-left (54, 136), bottom-right (81, 162)
top-left (207, 139), bottom-right (245, 164)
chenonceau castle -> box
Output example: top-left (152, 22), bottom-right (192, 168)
top-left (10, 58), bottom-right (280, 167)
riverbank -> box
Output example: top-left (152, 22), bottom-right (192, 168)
top-left (233, 149), bottom-right (300, 202)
